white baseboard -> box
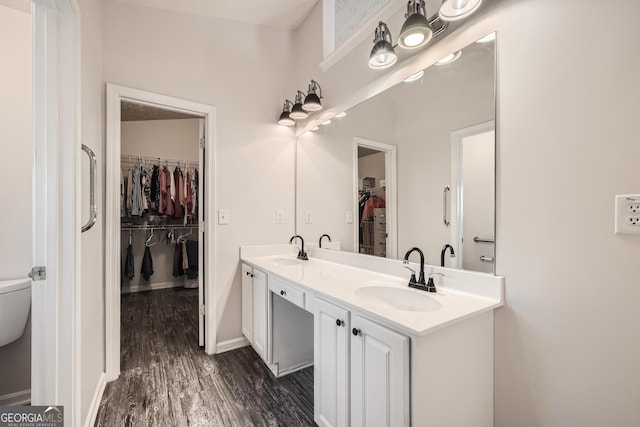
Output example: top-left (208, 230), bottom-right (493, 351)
top-left (83, 372), bottom-right (106, 427)
top-left (0, 389), bottom-right (30, 406)
top-left (216, 336), bottom-right (250, 354)
top-left (121, 281), bottom-right (193, 294)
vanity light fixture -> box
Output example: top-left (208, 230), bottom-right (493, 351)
top-left (310, 126), bottom-right (320, 131)
top-left (435, 50), bottom-right (462, 65)
top-left (404, 70), bottom-right (424, 82)
top-left (303, 80), bottom-right (323, 112)
top-left (335, 111), bottom-right (347, 118)
top-left (368, 21), bottom-right (397, 69)
top-left (278, 100), bottom-right (295, 126)
top-left (321, 119), bottom-right (332, 125)
top-left (439, 0), bottom-right (483, 22)
top-left (290, 91), bottom-right (309, 120)
top-left (398, 0), bottom-right (433, 49)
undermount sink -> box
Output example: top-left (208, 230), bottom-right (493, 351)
top-left (271, 257), bottom-right (305, 266)
top-left (354, 285), bottom-right (442, 312)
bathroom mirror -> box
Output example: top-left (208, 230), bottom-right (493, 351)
top-left (295, 34), bottom-right (496, 273)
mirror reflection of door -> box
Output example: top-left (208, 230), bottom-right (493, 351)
top-left (451, 121), bottom-right (495, 273)
top-left (358, 146), bottom-right (387, 257)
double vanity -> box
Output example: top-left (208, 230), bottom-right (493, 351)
top-left (240, 243), bottom-right (504, 427)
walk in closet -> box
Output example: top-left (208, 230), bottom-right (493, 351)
top-left (119, 101), bottom-right (206, 350)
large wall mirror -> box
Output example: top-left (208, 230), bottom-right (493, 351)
top-left (296, 34), bottom-right (496, 274)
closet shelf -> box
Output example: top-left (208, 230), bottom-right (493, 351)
top-left (121, 224), bottom-right (199, 231)
top-left (121, 153), bottom-right (198, 168)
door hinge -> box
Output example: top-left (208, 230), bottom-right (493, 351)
top-left (199, 304), bottom-right (206, 315)
top-left (28, 266), bottom-right (47, 281)
top-left (199, 221), bottom-right (205, 233)
top-left (199, 137), bottom-right (206, 149)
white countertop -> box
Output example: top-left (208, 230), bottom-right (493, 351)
top-left (241, 251), bottom-right (504, 337)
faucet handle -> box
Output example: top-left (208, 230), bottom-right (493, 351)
top-left (403, 265), bottom-right (417, 285)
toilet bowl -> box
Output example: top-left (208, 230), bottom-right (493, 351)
top-left (0, 278), bottom-right (31, 347)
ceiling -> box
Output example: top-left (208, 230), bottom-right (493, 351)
top-left (0, 0), bottom-right (30, 13)
top-left (121, 102), bottom-right (201, 121)
top-left (110, 0), bottom-right (319, 29)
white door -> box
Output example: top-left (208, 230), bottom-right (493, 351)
top-left (252, 269), bottom-right (268, 361)
top-left (198, 118), bottom-right (206, 347)
top-left (241, 263), bottom-right (253, 342)
top-left (350, 314), bottom-right (409, 427)
top-left (314, 298), bottom-right (350, 427)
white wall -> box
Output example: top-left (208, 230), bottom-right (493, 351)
top-left (358, 151), bottom-right (385, 187)
top-left (294, 0), bottom-right (640, 425)
top-left (0, 3), bottom-right (31, 399)
top-left (78, 0), bottom-right (105, 423)
top-left (103, 2), bottom-right (297, 345)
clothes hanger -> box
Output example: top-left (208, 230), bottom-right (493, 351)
top-left (145, 228), bottom-right (159, 247)
top-left (177, 228), bottom-right (192, 243)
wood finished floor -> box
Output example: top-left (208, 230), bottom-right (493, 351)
top-left (95, 288), bottom-right (315, 426)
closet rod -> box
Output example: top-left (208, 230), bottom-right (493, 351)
top-left (121, 224), bottom-right (199, 231)
top-left (120, 153), bottom-right (198, 167)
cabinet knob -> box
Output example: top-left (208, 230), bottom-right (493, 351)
top-left (336, 319), bottom-right (344, 327)
top-left (352, 328), bottom-right (361, 336)
top-left (251, 274), bottom-right (254, 278)
top-left (245, 271), bottom-right (250, 276)
top-left (280, 290), bottom-right (286, 296)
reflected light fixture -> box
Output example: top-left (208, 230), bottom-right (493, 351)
top-left (321, 119), bottom-right (332, 125)
top-left (290, 91), bottom-right (309, 120)
top-left (310, 126), bottom-right (320, 131)
top-left (398, 0), bottom-right (433, 49)
top-left (404, 70), bottom-right (424, 83)
top-left (277, 100), bottom-right (295, 126)
top-left (439, 0), bottom-right (482, 22)
top-left (368, 21), bottom-right (397, 69)
top-left (476, 32), bottom-right (496, 43)
top-left (335, 111), bottom-right (347, 118)
top-left (303, 80), bottom-right (323, 112)
top-left (435, 50), bottom-right (462, 65)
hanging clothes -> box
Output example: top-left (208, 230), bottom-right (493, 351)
top-left (141, 245), bottom-right (154, 280)
top-left (173, 167), bottom-right (184, 219)
top-left (126, 167), bottom-right (133, 216)
top-left (141, 165), bottom-right (149, 212)
top-left (124, 242), bottom-right (135, 280)
top-left (131, 165), bottom-right (144, 216)
top-left (163, 166), bottom-right (174, 216)
top-left (120, 170), bottom-right (126, 218)
top-left (172, 242), bottom-right (184, 277)
top-left (186, 240), bottom-right (198, 280)
top-left (149, 165), bottom-right (160, 211)
top-left (361, 195), bottom-right (386, 223)
top-left (185, 170), bottom-right (193, 222)
top-left (182, 241), bottom-right (189, 272)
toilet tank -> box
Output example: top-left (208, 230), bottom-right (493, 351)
top-left (0, 278), bottom-right (31, 347)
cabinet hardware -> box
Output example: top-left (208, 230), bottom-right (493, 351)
top-left (251, 274), bottom-right (254, 278)
top-left (246, 271), bottom-right (251, 276)
top-left (336, 319), bottom-right (344, 327)
top-left (352, 328), bottom-right (361, 336)
top-left (280, 290), bottom-right (286, 296)
top-left (443, 185), bottom-right (451, 227)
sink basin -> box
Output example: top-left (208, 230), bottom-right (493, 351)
top-left (271, 257), bottom-right (305, 266)
top-left (354, 285), bottom-right (442, 312)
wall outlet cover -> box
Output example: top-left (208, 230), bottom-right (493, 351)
top-left (346, 211), bottom-right (354, 224)
top-left (276, 210), bottom-right (284, 224)
top-left (615, 194), bottom-right (640, 235)
top-left (218, 209), bottom-right (229, 225)
top-left (305, 210), bottom-right (313, 224)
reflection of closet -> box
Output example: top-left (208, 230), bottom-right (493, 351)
top-left (119, 116), bottom-right (202, 294)
top-left (358, 187), bottom-right (386, 257)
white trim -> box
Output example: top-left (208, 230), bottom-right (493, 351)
top-left (82, 372), bottom-right (106, 427)
top-left (215, 337), bottom-right (251, 354)
top-left (32, 0), bottom-right (81, 425)
top-left (353, 137), bottom-right (397, 259)
top-left (320, 0), bottom-right (405, 72)
top-left (120, 281), bottom-right (193, 294)
top-left (449, 120), bottom-right (495, 270)
top-left (105, 84), bottom-right (217, 382)
top-left (0, 389), bottom-right (31, 406)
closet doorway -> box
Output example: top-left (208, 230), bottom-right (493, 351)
top-left (105, 85), bottom-right (216, 382)
top-left (353, 137), bottom-right (397, 259)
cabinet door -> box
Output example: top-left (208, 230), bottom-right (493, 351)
top-left (252, 269), bottom-right (268, 361)
top-left (241, 263), bottom-right (253, 343)
top-left (314, 298), bottom-right (349, 427)
top-left (350, 314), bottom-right (409, 427)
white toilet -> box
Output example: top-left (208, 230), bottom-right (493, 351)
top-left (0, 278), bottom-right (31, 347)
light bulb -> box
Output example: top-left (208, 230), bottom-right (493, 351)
top-left (403, 33), bottom-right (425, 47)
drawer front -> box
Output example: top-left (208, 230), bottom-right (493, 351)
top-left (269, 277), bottom-right (305, 309)
top-left (373, 208), bottom-right (386, 229)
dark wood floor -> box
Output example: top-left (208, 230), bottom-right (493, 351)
top-left (95, 288), bottom-right (315, 426)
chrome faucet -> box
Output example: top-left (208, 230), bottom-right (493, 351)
top-left (319, 234), bottom-right (332, 248)
top-left (440, 244), bottom-right (456, 267)
top-left (403, 247), bottom-right (426, 289)
top-left (289, 235), bottom-right (308, 260)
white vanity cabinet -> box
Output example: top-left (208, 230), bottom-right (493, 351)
top-left (241, 263), bottom-right (253, 342)
top-left (251, 267), bottom-right (268, 362)
top-left (350, 313), bottom-right (409, 427)
top-left (314, 298), bottom-right (350, 427)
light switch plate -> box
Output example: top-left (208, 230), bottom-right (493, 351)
top-left (346, 211), bottom-right (353, 224)
top-left (305, 210), bottom-right (313, 224)
top-left (218, 209), bottom-right (229, 225)
top-left (615, 194), bottom-right (640, 235)
top-left (276, 210), bottom-right (284, 224)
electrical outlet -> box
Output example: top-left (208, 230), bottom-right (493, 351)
top-left (276, 210), bottom-right (284, 224)
top-left (627, 203), bottom-right (640, 214)
top-left (615, 194), bottom-right (640, 234)
top-left (218, 209), bottom-right (229, 225)
top-left (305, 210), bottom-right (313, 224)
top-left (626, 216), bottom-right (640, 226)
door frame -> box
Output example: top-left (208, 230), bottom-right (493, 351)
top-left (32, 0), bottom-right (81, 423)
top-left (105, 84), bottom-right (217, 381)
top-left (353, 137), bottom-right (397, 259)
top-left (449, 120), bottom-right (495, 270)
